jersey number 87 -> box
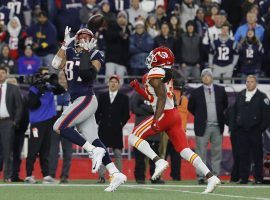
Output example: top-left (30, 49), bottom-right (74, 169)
top-left (65, 60), bottom-right (82, 82)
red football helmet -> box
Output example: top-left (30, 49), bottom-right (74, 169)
top-left (75, 28), bottom-right (94, 47)
top-left (145, 46), bottom-right (175, 68)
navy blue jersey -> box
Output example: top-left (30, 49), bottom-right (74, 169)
top-left (239, 41), bottom-right (264, 73)
top-left (0, 6), bottom-right (11, 25)
top-left (210, 38), bottom-right (238, 67)
top-left (65, 48), bottom-right (105, 101)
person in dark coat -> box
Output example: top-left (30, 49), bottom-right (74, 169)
top-left (188, 68), bottom-right (228, 184)
top-left (95, 75), bottom-right (130, 183)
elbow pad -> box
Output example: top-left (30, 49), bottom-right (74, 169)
top-left (52, 55), bottom-right (63, 69)
top-left (78, 65), bottom-right (97, 82)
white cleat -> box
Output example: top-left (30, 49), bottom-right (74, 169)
top-left (202, 176), bottom-right (221, 194)
top-left (151, 159), bottom-right (169, 181)
top-left (43, 176), bottom-right (59, 184)
top-left (24, 176), bottom-right (37, 184)
top-left (104, 172), bottom-right (127, 192)
top-left (90, 147), bottom-right (106, 173)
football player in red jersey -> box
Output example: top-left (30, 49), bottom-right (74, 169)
top-left (129, 46), bottom-right (220, 193)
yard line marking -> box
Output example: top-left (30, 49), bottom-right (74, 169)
top-left (125, 185), bottom-right (270, 200)
top-left (0, 184), bottom-right (270, 189)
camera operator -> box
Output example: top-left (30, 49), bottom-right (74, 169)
top-left (24, 68), bottom-right (65, 184)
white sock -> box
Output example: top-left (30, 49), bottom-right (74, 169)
top-left (180, 148), bottom-right (210, 176)
top-left (106, 162), bottom-right (119, 175)
top-left (82, 141), bottom-right (95, 152)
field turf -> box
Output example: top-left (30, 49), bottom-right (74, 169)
top-left (1, 180), bottom-right (270, 200)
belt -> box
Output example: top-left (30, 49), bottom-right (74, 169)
top-left (0, 117), bottom-right (10, 121)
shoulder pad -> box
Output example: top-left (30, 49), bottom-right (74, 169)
top-left (148, 67), bottom-right (165, 80)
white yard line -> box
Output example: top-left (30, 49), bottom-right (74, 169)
top-left (126, 185), bottom-right (270, 200)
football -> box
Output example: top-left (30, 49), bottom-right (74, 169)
top-left (87, 14), bottom-right (105, 32)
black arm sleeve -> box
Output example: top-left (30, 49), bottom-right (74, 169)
top-left (79, 51), bottom-right (98, 82)
top-left (28, 91), bottom-right (41, 110)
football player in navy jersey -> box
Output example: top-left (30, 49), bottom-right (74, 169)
top-left (51, 26), bottom-right (127, 192)
top-left (209, 23), bottom-right (239, 83)
top-left (238, 29), bottom-right (264, 78)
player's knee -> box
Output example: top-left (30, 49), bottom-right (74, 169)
top-left (128, 134), bottom-right (139, 146)
top-left (180, 148), bottom-right (195, 161)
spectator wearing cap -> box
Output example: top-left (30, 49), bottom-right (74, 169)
top-left (79, 0), bottom-right (99, 26)
top-left (17, 46), bottom-right (41, 75)
top-left (0, 45), bottom-right (17, 74)
top-left (234, 12), bottom-right (265, 44)
top-left (95, 75), bottom-right (130, 183)
top-left (126, 0), bottom-right (147, 27)
top-left (188, 68), bottom-right (228, 184)
top-left (104, 11), bottom-right (131, 84)
top-left (27, 11), bottom-right (57, 72)
top-left (179, 20), bottom-right (202, 81)
top-left (154, 5), bottom-right (168, 28)
top-left (153, 22), bottom-right (176, 56)
top-left (0, 16), bottom-right (27, 60)
top-left (129, 20), bottom-right (153, 76)
top-left (180, 0), bottom-right (199, 31)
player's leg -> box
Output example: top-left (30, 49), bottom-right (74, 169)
top-left (128, 115), bottom-right (169, 180)
top-left (53, 96), bottom-right (105, 171)
top-left (166, 113), bottom-right (220, 193)
top-left (78, 109), bottom-right (127, 192)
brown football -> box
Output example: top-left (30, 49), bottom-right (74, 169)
top-left (87, 14), bottom-right (105, 32)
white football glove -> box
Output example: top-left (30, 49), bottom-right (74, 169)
top-left (62, 26), bottom-right (75, 48)
top-left (79, 38), bottom-right (97, 51)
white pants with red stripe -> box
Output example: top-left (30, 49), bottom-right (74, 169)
top-left (53, 95), bottom-right (99, 143)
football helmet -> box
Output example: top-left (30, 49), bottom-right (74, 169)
top-left (75, 28), bottom-right (94, 47)
top-left (145, 46), bottom-right (175, 68)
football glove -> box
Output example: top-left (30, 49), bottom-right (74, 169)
top-left (79, 38), bottom-right (97, 51)
top-left (130, 79), bottom-right (150, 100)
top-left (151, 119), bottom-right (161, 132)
top-left (62, 26), bottom-right (75, 49)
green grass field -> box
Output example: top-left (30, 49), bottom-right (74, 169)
top-left (1, 181), bottom-right (270, 200)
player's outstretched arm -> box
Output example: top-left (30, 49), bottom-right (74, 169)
top-left (130, 80), bottom-right (150, 101)
top-left (52, 26), bottom-right (74, 70)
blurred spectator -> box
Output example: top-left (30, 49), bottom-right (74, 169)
top-left (209, 23), bottom-right (239, 84)
top-left (242, 0), bottom-right (257, 18)
top-left (104, 11), bottom-right (131, 84)
top-left (0, 45), bottom-right (17, 74)
top-left (200, 0), bottom-right (213, 16)
top-left (0, 67), bottom-right (23, 182)
top-left (167, 0), bottom-right (182, 15)
top-left (153, 22), bottom-right (176, 54)
top-left (180, 20), bottom-right (201, 81)
top-left (55, 0), bottom-right (82, 41)
top-left (169, 15), bottom-right (183, 40)
top-left (238, 29), bottom-right (264, 78)
top-left (230, 75), bottom-right (270, 184)
top-left (27, 11), bottom-right (57, 72)
top-left (130, 76), bottom-right (164, 184)
top-left (180, 0), bottom-right (199, 31)
top-left (154, 5), bottom-right (168, 28)
top-left (234, 12), bottom-right (265, 43)
top-left (0, 16), bottom-right (27, 60)
top-left (25, 69), bottom-right (65, 184)
top-left (194, 8), bottom-right (208, 38)
top-left (220, 0), bottom-right (242, 32)
top-left (188, 68), bottom-right (228, 184)
top-left (129, 20), bottom-right (153, 76)
top-left (96, 75), bottom-right (130, 183)
top-left (17, 46), bottom-right (41, 75)
top-left (205, 3), bottom-right (220, 27)
top-left (108, 0), bottom-right (130, 13)
top-left (145, 15), bottom-right (160, 38)
top-left (126, 0), bottom-right (147, 27)
top-left (6, 78), bottom-right (29, 182)
top-left (47, 71), bottom-right (72, 184)
top-left (100, 1), bottom-right (116, 26)
top-left (79, 0), bottom-right (99, 26)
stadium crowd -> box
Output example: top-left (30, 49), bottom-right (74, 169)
top-left (0, 0), bottom-right (270, 186)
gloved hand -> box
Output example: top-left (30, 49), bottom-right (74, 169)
top-left (62, 26), bottom-right (75, 49)
top-left (130, 79), bottom-right (140, 90)
top-left (151, 119), bottom-right (161, 132)
top-left (79, 38), bottom-right (97, 51)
